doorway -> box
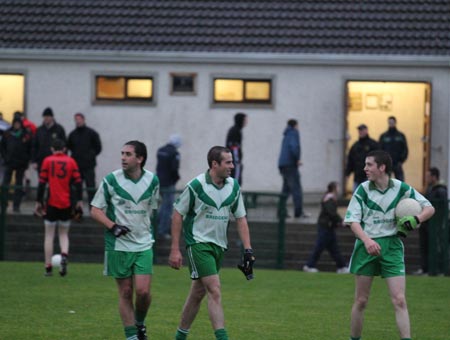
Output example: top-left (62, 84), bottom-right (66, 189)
top-left (345, 81), bottom-right (431, 195)
top-left (0, 74), bottom-right (25, 122)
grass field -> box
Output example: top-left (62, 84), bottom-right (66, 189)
top-left (0, 262), bottom-right (449, 340)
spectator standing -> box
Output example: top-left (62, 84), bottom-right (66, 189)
top-left (278, 119), bottom-right (309, 218)
top-left (169, 146), bottom-right (254, 340)
top-left (1, 116), bottom-right (32, 212)
top-left (13, 111), bottom-right (37, 197)
top-left (414, 167), bottom-right (448, 275)
top-left (225, 112), bottom-right (247, 185)
top-left (344, 150), bottom-right (434, 340)
top-left (303, 181), bottom-right (349, 273)
top-left (0, 112), bottom-right (11, 182)
top-left (91, 141), bottom-right (159, 340)
top-left (345, 124), bottom-right (379, 191)
top-left (379, 116), bottom-right (408, 181)
top-left (14, 111), bottom-right (37, 136)
top-left (67, 112), bottom-right (102, 203)
top-left (35, 139), bottom-right (83, 277)
top-left (31, 107), bottom-right (66, 172)
top-left (156, 134), bottom-right (181, 239)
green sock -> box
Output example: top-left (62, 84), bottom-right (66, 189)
top-left (175, 327), bottom-right (189, 340)
top-left (135, 309), bottom-right (147, 326)
top-left (350, 337), bottom-right (361, 340)
top-left (124, 325), bottom-right (137, 339)
top-left (214, 328), bottom-right (228, 340)
top-left (401, 338), bottom-right (411, 340)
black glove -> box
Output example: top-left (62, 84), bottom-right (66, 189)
top-left (111, 224), bottom-right (131, 237)
top-left (237, 249), bottom-right (255, 280)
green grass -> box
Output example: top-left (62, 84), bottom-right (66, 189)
top-left (0, 262), bottom-right (449, 340)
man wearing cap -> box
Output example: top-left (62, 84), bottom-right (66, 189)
top-left (345, 124), bottom-right (379, 191)
top-left (31, 107), bottom-right (66, 172)
top-left (67, 113), bottom-right (102, 203)
top-left (156, 134), bottom-right (181, 239)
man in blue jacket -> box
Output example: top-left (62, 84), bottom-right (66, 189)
top-left (278, 119), bottom-right (309, 218)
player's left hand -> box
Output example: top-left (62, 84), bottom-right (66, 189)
top-left (397, 215), bottom-right (420, 237)
top-left (237, 249), bottom-right (255, 280)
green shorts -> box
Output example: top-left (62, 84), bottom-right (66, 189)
top-left (104, 249), bottom-right (153, 278)
top-left (186, 243), bottom-right (224, 280)
top-left (349, 236), bottom-right (405, 278)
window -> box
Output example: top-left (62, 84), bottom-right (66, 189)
top-left (96, 76), bottom-right (153, 102)
top-left (213, 78), bottom-right (271, 103)
top-left (171, 73), bottom-right (196, 95)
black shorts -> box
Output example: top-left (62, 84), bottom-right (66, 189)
top-left (45, 205), bottom-right (72, 222)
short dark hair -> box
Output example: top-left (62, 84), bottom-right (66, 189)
top-left (388, 116), bottom-right (397, 122)
top-left (366, 150), bottom-right (393, 175)
top-left (327, 181), bottom-right (338, 193)
top-left (287, 119), bottom-right (298, 128)
top-left (207, 146), bottom-right (231, 168)
top-left (51, 139), bottom-right (66, 151)
top-left (124, 140), bottom-right (147, 168)
top-left (429, 167), bottom-right (440, 179)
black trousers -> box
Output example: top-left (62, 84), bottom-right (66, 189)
top-left (2, 165), bottom-right (27, 210)
top-left (80, 167), bottom-right (97, 203)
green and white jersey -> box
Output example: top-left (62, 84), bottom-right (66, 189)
top-left (174, 171), bottom-right (246, 249)
top-left (344, 179), bottom-right (432, 239)
top-left (91, 169), bottom-right (159, 252)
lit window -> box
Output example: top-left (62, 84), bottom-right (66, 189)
top-left (96, 76), bottom-right (153, 102)
top-left (127, 79), bottom-right (152, 98)
top-left (214, 78), bottom-right (271, 103)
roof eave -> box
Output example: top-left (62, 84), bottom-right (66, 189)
top-left (1, 48), bottom-right (450, 67)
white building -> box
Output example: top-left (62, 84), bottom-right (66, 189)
top-left (1, 1), bottom-right (449, 195)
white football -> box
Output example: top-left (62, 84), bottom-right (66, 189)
top-left (395, 198), bottom-right (422, 218)
top-left (51, 254), bottom-right (62, 267)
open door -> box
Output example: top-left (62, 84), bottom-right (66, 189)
top-left (345, 81), bottom-right (431, 196)
top-left (0, 74), bottom-right (25, 122)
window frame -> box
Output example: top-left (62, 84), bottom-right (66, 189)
top-left (92, 73), bottom-right (157, 106)
top-left (212, 76), bottom-right (273, 106)
top-left (170, 73), bottom-right (197, 96)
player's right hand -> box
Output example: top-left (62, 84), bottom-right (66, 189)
top-left (111, 224), bottom-right (131, 237)
top-left (363, 238), bottom-right (381, 256)
top-left (169, 249), bottom-right (183, 270)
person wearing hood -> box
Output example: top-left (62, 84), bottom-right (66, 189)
top-left (414, 167), bottom-right (448, 275)
top-left (225, 112), bottom-right (247, 185)
top-left (278, 119), bottom-right (309, 218)
top-left (67, 112), bottom-right (102, 203)
top-left (156, 134), bottom-right (181, 239)
top-left (379, 116), bottom-right (408, 181)
top-left (345, 124), bottom-right (380, 190)
top-left (31, 107), bottom-right (66, 172)
top-left (1, 116), bottom-right (32, 212)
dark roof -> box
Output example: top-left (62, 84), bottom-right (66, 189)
top-left (1, 0), bottom-right (450, 56)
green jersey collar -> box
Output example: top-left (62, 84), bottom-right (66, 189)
top-left (205, 170), bottom-right (228, 189)
top-left (123, 168), bottom-right (145, 184)
top-left (368, 178), bottom-right (394, 193)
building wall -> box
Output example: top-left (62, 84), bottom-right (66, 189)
top-left (1, 59), bottom-right (448, 193)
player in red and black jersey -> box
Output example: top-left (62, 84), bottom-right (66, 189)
top-left (35, 139), bottom-right (83, 277)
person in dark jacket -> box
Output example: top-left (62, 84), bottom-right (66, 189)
top-left (278, 119), bottom-right (309, 218)
top-left (1, 116), bottom-right (32, 212)
top-left (31, 107), bottom-right (66, 172)
top-left (303, 181), bottom-right (348, 273)
top-left (345, 124), bottom-right (379, 190)
top-left (379, 116), bottom-right (408, 181)
top-left (156, 134), bottom-right (181, 239)
top-left (67, 112), bottom-right (102, 203)
top-left (225, 112), bottom-right (247, 185)
top-left (414, 167), bottom-right (448, 275)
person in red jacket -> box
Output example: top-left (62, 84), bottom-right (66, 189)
top-left (35, 139), bottom-right (83, 277)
